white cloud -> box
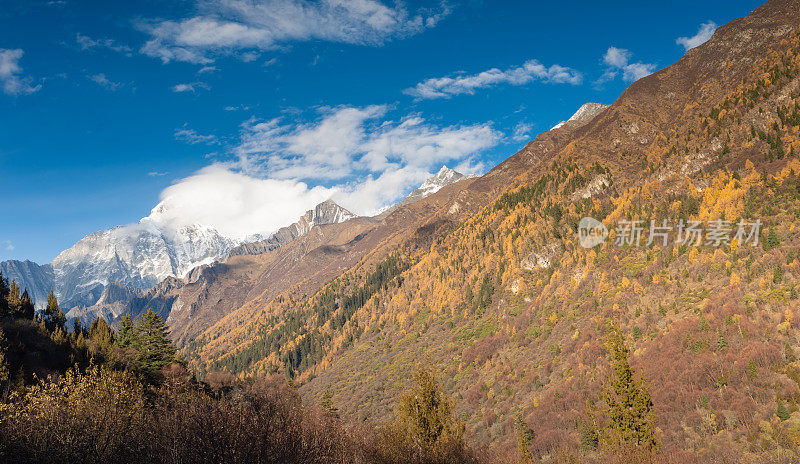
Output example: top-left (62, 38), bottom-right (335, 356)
top-left (0, 49), bottom-right (41, 96)
top-left (2, 240), bottom-right (13, 251)
top-left (224, 104), bottom-right (251, 111)
top-left (198, 66), bottom-right (218, 73)
top-left (89, 73), bottom-right (123, 90)
top-left (148, 103), bottom-right (501, 238)
top-left (676, 21), bottom-right (717, 51)
top-left (512, 122), bottom-right (532, 142)
top-left (138, 0), bottom-right (450, 64)
top-left (172, 81), bottom-right (209, 92)
top-left (235, 105), bottom-right (501, 181)
top-left (76, 33), bottom-right (133, 55)
top-left (148, 165), bottom-right (335, 240)
top-left (405, 59), bottom-right (582, 99)
top-left (332, 165), bottom-right (431, 214)
top-left (148, 171), bottom-right (169, 177)
top-left (597, 47), bottom-right (656, 84)
top-left (174, 126), bottom-right (219, 145)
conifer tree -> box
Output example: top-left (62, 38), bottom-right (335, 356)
top-left (601, 324), bottom-right (659, 451)
top-left (319, 387), bottom-right (338, 417)
top-left (88, 317), bottom-right (116, 364)
top-left (777, 399), bottom-right (790, 421)
top-left (18, 289), bottom-right (35, 320)
top-left (6, 280), bottom-right (21, 316)
top-left (515, 415), bottom-right (535, 464)
top-left (116, 314), bottom-right (135, 348)
top-left (396, 365), bottom-right (464, 449)
top-left (0, 272), bottom-right (9, 318)
top-left (132, 310), bottom-right (176, 380)
top-left (42, 290), bottom-right (66, 331)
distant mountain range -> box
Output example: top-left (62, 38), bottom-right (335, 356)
top-left (0, 166), bottom-right (471, 322)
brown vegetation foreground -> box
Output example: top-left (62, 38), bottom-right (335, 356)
top-left (0, 364), bottom-right (492, 464)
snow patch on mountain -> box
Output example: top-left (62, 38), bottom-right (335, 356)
top-left (551, 102), bottom-right (609, 130)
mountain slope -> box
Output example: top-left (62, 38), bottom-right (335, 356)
top-left (185, 0), bottom-right (800, 460)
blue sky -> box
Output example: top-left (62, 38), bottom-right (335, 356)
top-left (0, 0), bottom-right (763, 263)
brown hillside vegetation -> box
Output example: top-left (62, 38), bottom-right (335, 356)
top-left (172, 0), bottom-right (800, 461)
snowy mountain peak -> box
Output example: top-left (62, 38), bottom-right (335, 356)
top-left (383, 166), bottom-right (474, 213)
top-left (551, 102), bottom-right (610, 130)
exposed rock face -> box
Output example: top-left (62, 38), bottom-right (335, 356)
top-left (0, 260), bottom-right (55, 308)
top-left (51, 221), bottom-right (236, 310)
top-left (229, 200), bottom-right (356, 257)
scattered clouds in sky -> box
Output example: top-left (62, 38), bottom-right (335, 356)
top-left (138, 0), bottom-right (451, 64)
top-left (172, 81), bottom-right (209, 92)
top-left (174, 126), bottom-right (219, 145)
top-left (148, 171), bottom-right (169, 177)
top-left (234, 105), bottom-right (500, 179)
top-left (512, 122), bottom-right (532, 142)
top-left (405, 59), bottom-right (582, 99)
top-left (88, 73), bottom-right (123, 90)
top-left (677, 21), bottom-right (717, 51)
top-left (197, 66), bottom-right (217, 74)
top-left (76, 33), bottom-right (133, 56)
top-left (224, 104), bottom-right (252, 111)
top-left (157, 105), bottom-right (501, 230)
top-left (0, 49), bottom-right (41, 96)
top-left (597, 47), bottom-right (656, 84)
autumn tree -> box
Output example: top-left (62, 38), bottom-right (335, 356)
top-left (601, 324), bottom-right (659, 452)
top-left (0, 327), bottom-right (8, 388)
top-left (396, 365), bottom-right (465, 450)
top-left (515, 414), bottom-right (535, 464)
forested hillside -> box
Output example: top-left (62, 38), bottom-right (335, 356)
top-left (181, 1), bottom-right (800, 461)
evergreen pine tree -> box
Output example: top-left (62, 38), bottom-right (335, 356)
top-left (397, 366), bottom-right (464, 449)
top-left (6, 280), bottom-right (21, 316)
top-left (42, 290), bottom-right (66, 330)
top-left (515, 414), bottom-right (535, 464)
top-left (18, 289), bottom-right (35, 320)
top-left (601, 324), bottom-right (659, 451)
top-left (777, 399), bottom-right (790, 421)
top-left (131, 310), bottom-right (176, 380)
top-left (88, 317), bottom-right (116, 364)
top-left (0, 272), bottom-right (9, 318)
top-left (116, 314), bottom-right (135, 348)
top-left (716, 329), bottom-right (729, 350)
top-left (319, 387), bottom-right (338, 417)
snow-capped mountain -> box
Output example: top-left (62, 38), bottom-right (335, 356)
top-left (50, 219), bottom-right (237, 309)
top-left (229, 199), bottom-right (356, 256)
top-left (383, 166), bottom-right (475, 213)
top-left (551, 102), bottom-right (609, 130)
top-left (1, 197), bottom-right (358, 313)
